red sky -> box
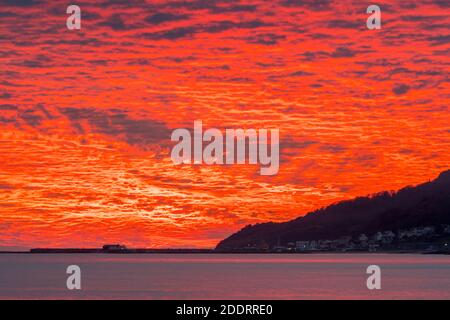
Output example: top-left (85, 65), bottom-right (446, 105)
top-left (0, 0), bottom-right (449, 250)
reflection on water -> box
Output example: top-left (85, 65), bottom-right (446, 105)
top-left (1, 253), bottom-right (449, 299)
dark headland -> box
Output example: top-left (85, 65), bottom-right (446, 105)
top-left (216, 169), bottom-right (450, 254)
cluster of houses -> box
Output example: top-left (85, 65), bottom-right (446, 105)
top-left (277, 225), bottom-right (450, 252)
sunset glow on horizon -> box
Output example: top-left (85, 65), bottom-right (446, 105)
top-left (0, 0), bottom-right (449, 250)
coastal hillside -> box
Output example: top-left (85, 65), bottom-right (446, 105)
top-left (216, 170), bottom-right (450, 250)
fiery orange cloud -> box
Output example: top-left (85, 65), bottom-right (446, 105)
top-left (0, 0), bottom-right (449, 250)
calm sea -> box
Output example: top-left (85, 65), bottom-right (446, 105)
top-left (0, 253), bottom-right (449, 299)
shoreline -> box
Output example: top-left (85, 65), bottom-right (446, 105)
top-left (0, 250), bottom-right (448, 255)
